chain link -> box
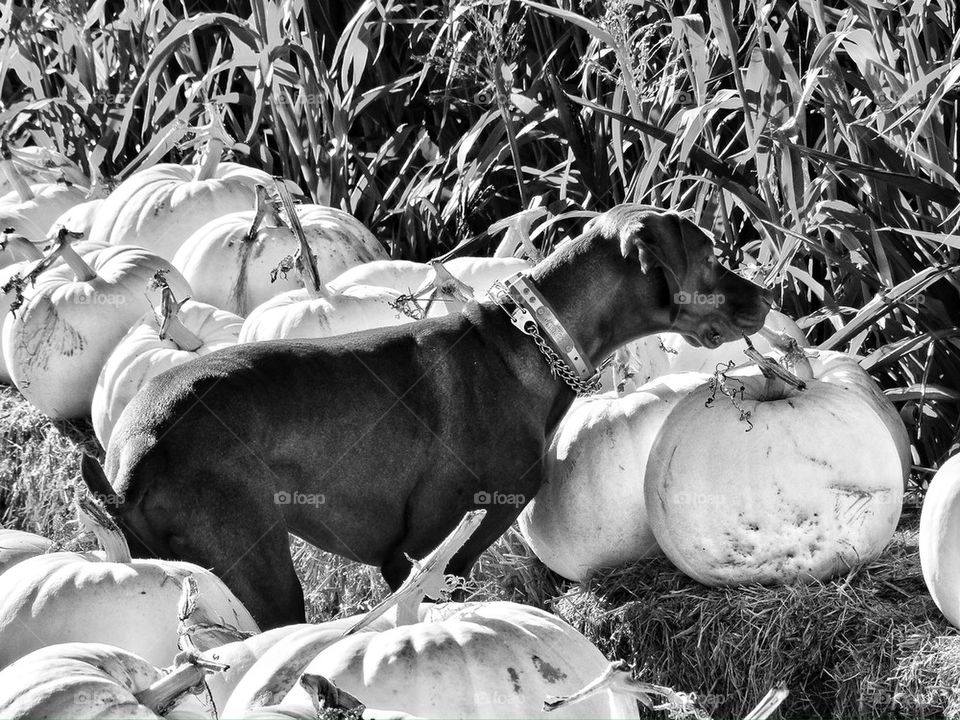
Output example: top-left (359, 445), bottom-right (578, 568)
top-left (490, 285), bottom-right (609, 397)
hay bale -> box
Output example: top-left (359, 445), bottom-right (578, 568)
top-left (546, 511), bottom-right (957, 719)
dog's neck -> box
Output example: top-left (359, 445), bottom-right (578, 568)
top-left (528, 232), bottom-right (670, 364)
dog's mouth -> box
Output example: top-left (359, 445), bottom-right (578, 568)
top-left (684, 313), bottom-right (767, 350)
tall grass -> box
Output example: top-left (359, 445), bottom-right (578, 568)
top-left (1, 0), bottom-right (958, 472)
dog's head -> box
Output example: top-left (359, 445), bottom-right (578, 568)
top-left (585, 204), bottom-right (773, 348)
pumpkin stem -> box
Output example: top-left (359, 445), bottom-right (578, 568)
top-left (0, 229), bottom-right (43, 262)
top-left (491, 205), bottom-right (547, 262)
top-left (0, 140), bottom-right (35, 202)
top-left (152, 271), bottom-right (203, 352)
top-left (193, 104), bottom-right (234, 182)
top-left (412, 260), bottom-right (475, 317)
top-left (77, 496), bottom-right (132, 564)
top-left (247, 185), bottom-right (282, 242)
top-left (300, 674), bottom-right (366, 713)
top-left (344, 509), bottom-right (487, 634)
top-left (273, 179), bottom-right (329, 299)
top-left (28, 227), bottom-right (97, 283)
top-left (544, 661), bottom-right (788, 720)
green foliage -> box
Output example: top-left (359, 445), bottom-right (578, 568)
top-left (2, 0), bottom-right (958, 470)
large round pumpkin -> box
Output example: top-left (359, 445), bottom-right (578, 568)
top-left (327, 259), bottom-right (433, 295)
top-left (278, 601), bottom-right (638, 719)
top-left (0, 503), bottom-right (258, 669)
top-left (518, 373), bottom-right (711, 581)
top-left (0, 180), bottom-right (89, 252)
top-left (919, 454), bottom-right (960, 629)
top-left (644, 351), bottom-right (907, 586)
top-left (48, 196), bottom-right (105, 238)
top-left (172, 190), bottom-right (388, 316)
top-left (0, 642), bottom-right (168, 718)
top-left (1, 238), bottom-right (191, 418)
top-left (0, 145), bottom-right (88, 194)
top-left (0, 235), bottom-right (110, 385)
top-left (236, 184), bottom-right (408, 341)
top-left (87, 112), bottom-right (272, 260)
top-left (92, 286), bottom-right (242, 449)
top-left (239, 285), bottom-right (410, 342)
top-left (0, 528), bottom-right (52, 576)
top-left (225, 511), bottom-right (637, 720)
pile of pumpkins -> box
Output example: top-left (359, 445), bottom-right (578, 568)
top-left (5, 119), bottom-right (959, 714)
top-left (0, 509), bottom-right (648, 719)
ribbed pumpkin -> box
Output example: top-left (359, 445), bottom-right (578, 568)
top-left (0, 144), bottom-right (88, 193)
top-left (327, 259), bottom-right (433, 295)
top-left (238, 185), bottom-right (408, 342)
top-left (518, 374), bottom-right (711, 581)
top-left (193, 615), bottom-right (401, 714)
top-left (0, 528), bottom-right (52, 576)
top-left (48, 196), bottom-right (106, 238)
top-left (0, 233), bottom-right (109, 385)
top-left (0, 147), bottom-right (88, 253)
top-left (0, 501), bottom-right (258, 670)
top-left (172, 185), bottom-right (388, 316)
top-left (1, 233), bottom-right (191, 418)
top-left (226, 512), bottom-right (638, 720)
top-left (645, 350), bottom-right (908, 586)
top-left (87, 110), bottom-right (272, 260)
top-left (0, 642), bottom-right (171, 718)
top-left (919, 454), bottom-right (960, 629)
top-left (92, 277), bottom-right (242, 449)
top-left (0, 639), bottom-right (259, 719)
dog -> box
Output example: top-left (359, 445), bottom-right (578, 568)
top-left (82, 205), bottom-right (773, 629)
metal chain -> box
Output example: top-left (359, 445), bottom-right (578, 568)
top-left (489, 286), bottom-right (609, 397)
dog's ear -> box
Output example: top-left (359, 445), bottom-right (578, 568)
top-left (618, 211), bottom-right (684, 276)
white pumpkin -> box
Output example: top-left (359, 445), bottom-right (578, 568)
top-left (518, 373), bottom-right (711, 581)
top-left (0, 640), bottom-right (238, 719)
top-left (228, 511), bottom-right (637, 720)
top-left (172, 186), bottom-right (388, 316)
top-left (0, 502), bottom-right (258, 670)
top-left (239, 285), bottom-right (409, 342)
top-left (281, 602), bottom-right (638, 719)
top-left (1, 234), bottom-right (191, 418)
top-left (0, 163), bottom-right (89, 258)
top-left (48, 196), bottom-right (105, 238)
top-left (326, 259), bottom-right (433, 295)
top-left (0, 528), bottom-right (52, 576)
top-left (87, 110), bottom-right (273, 260)
top-left (919, 454), bottom-right (960, 629)
top-left (92, 279), bottom-right (242, 449)
top-left (238, 184), bottom-right (409, 342)
top-left (0, 642), bottom-right (168, 718)
top-left (644, 350), bottom-right (908, 586)
top-left (0, 145), bottom-right (88, 193)
top-left (0, 235), bottom-right (110, 385)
